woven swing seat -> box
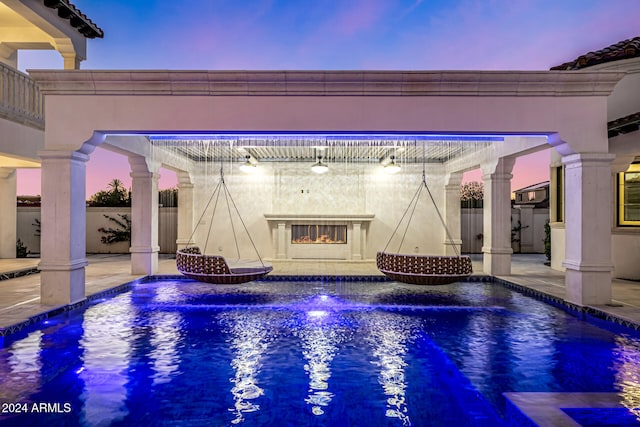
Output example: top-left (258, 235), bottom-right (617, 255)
top-left (376, 251), bottom-right (472, 285)
top-left (176, 247), bottom-right (272, 284)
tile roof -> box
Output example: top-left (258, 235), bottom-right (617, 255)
top-left (514, 181), bottom-right (550, 193)
top-left (551, 37), bottom-right (640, 70)
top-left (43, 0), bottom-right (103, 39)
top-left (608, 112), bottom-right (640, 138)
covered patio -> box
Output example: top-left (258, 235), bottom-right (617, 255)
top-left (27, 69), bottom-right (624, 308)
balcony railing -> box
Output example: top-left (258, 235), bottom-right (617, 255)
top-left (0, 62), bottom-right (44, 130)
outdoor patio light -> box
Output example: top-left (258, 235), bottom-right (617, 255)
top-left (239, 155), bottom-right (256, 173)
top-left (311, 155), bottom-right (329, 174)
top-left (384, 155), bottom-right (401, 174)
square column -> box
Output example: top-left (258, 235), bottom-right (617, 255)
top-left (562, 153), bottom-right (615, 306)
top-left (129, 157), bottom-right (160, 275)
top-left (444, 173), bottom-right (463, 255)
top-left (0, 168), bottom-right (17, 258)
top-left (38, 150), bottom-right (89, 305)
top-left (482, 158), bottom-right (515, 275)
top-left (176, 171), bottom-right (194, 250)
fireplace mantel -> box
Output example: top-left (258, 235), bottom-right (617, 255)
top-left (264, 213), bottom-right (375, 222)
top-left (263, 214), bottom-right (375, 260)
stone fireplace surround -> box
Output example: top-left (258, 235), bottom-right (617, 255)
top-left (264, 214), bottom-right (375, 260)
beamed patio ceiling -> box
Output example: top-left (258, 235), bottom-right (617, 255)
top-left (148, 134), bottom-right (505, 164)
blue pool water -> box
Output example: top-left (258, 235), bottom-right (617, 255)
top-left (1, 279), bottom-right (640, 426)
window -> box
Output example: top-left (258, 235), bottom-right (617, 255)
top-left (555, 166), bottom-right (564, 222)
top-left (618, 163), bottom-right (640, 226)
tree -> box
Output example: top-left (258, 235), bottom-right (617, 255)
top-left (460, 181), bottom-right (484, 208)
top-left (16, 239), bottom-right (28, 258)
top-left (88, 178), bottom-right (131, 207)
top-left (543, 221), bottom-right (551, 264)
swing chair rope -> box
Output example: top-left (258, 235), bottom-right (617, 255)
top-left (187, 163), bottom-right (268, 268)
top-left (204, 160), bottom-right (227, 253)
top-left (396, 184), bottom-right (423, 254)
top-left (222, 183), bottom-right (241, 260)
top-left (186, 179), bottom-right (222, 248)
top-left (422, 178), bottom-right (461, 257)
top-left (221, 179), bottom-right (267, 267)
top-left (381, 181), bottom-right (423, 253)
top-left (382, 141), bottom-right (461, 257)
top-left (203, 179), bottom-right (224, 254)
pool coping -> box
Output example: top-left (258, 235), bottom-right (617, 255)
top-left (1, 274), bottom-right (639, 339)
top-left (0, 266), bottom-right (39, 282)
top-left (503, 392), bottom-right (631, 427)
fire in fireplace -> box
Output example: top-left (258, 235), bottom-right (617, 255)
top-left (292, 224), bottom-right (347, 244)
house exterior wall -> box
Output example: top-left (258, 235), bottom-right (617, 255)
top-left (591, 57), bottom-right (640, 121)
top-left (548, 58), bottom-right (640, 281)
top-left (612, 231), bottom-right (640, 280)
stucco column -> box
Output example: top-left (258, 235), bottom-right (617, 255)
top-left (562, 153), bottom-right (615, 306)
top-left (176, 171), bottom-right (194, 250)
top-left (0, 168), bottom-right (17, 258)
top-left (444, 172), bottom-right (463, 255)
top-left (38, 150), bottom-right (89, 305)
top-left (482, 157), bottom-right (515, 275)
top-left (129, 157), bottom-right (160, 275)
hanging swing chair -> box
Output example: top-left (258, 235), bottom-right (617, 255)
top-left (376, 148), bottom-right (472, 285)
top-left (176, 166), bottom-right (272, 284)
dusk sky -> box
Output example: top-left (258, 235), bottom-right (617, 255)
top-left (15, 0), bottom-right (640, 197)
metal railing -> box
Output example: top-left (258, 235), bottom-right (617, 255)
top-left (0, 62), bottom-right (44, 129)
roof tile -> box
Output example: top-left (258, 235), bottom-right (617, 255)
top-left (551, 37), bottom-right (640, 70)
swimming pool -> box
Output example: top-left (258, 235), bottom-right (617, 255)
top-left (1, 279), bottom-right (639, 426)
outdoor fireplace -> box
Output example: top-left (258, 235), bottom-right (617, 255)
top-left (291, 224), bottom-right (347, 244)
top-left (264, 214), bottom-right (375, 260)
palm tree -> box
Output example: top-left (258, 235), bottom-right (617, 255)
top-left (108, 178), bottom-right (124, 194)
top-left (88, 178), bottom-right (131, 206)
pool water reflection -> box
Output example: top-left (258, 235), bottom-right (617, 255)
top-left (1, 279), bottom-right (640, 426)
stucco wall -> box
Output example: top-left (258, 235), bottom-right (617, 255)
top-left (461, 209), bottom-right (484, 253)
top-left (17, 207), bottom-right (177, 255)
top-left (551, 226), bottom-right (640, 280)
top-left (462, 207), bottom-right (549, 254)
top-left (0, 116), bottom-right (43, 160)
top-left (593, 57), bottom-right (640, 121)
top-left (188, 161), bottom-right (448, 260)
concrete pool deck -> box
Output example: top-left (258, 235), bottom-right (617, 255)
top-left (0, 253), bottom-right (639, 333)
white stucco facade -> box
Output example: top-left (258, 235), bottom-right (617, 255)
top-left (548, 56), bottom-right (640, 281)
top-left (26, 69), bottom-right (624, 307)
